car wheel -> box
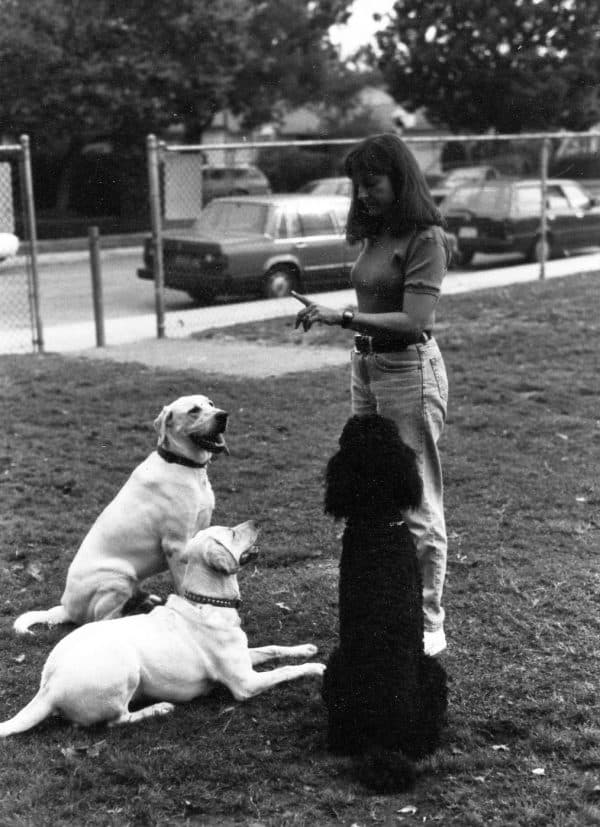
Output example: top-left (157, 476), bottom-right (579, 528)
top-left (530, 235), bottom-right (553, 263)
top-left (264, 265), bottom-right (298, 298)
top-left (187, 288), bottom-right (216, 306)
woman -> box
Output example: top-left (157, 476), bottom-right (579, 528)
top-left (293, 133), bottom-right (451, 657)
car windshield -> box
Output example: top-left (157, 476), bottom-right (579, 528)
top-left (194, 201), bottom-right (269, 235)
top-left (443, 184), bottom-right (510, 215)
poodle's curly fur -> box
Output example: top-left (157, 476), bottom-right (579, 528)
top-left (322, 414), bottom-right (448, 793)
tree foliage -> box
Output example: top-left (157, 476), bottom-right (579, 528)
top-left (0, 0), bottom-right (352, 153)
top-left (374, 0), bottom-right (600, 133)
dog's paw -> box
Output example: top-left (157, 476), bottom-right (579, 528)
top-left (311, 663), bottom-right (326, 677)
top-left (298, 644), bottom-right (319, 658)
top-left (152, 702), bottom-right (175, 717)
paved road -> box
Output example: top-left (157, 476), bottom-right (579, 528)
top-left (1, 245), bottom-right (525, 329)
top-left (2, 246), bottom-right (600, 357)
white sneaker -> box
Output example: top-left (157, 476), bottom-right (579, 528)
top-left (424, 628), bottom-right (447, 657)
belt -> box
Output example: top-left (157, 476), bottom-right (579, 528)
top-left (354, 331), bottom-right (432, 354)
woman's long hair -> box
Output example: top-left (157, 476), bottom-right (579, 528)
top-left (344, 133), bottom-right (443, 243)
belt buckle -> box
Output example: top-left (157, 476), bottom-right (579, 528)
top-left (355, 334), bottom-right (373, 354)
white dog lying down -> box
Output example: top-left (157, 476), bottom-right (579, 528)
top-left (13, 395), bottom-right (229, 634)
top-left (0, 521), bottom-right (325, 736)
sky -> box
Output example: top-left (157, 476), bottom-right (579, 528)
top-left (329, 0), bottom-right (396, 58)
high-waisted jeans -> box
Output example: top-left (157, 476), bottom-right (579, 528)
top-left (350, 337), bottom-right (448, 633)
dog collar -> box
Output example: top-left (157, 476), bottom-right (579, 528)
top-left (184, 590), bottom-right (241, 610)
top-left (157, 446), bottom-right (209, 469)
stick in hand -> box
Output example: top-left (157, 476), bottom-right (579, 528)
top-left (291, 290), bottom-right (312, 331)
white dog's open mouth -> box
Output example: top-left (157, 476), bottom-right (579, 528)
top-left (189, 431), bottom-right (229, 454)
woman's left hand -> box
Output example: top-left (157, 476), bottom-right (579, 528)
top-left (291, 291), bottom-right (342, 331)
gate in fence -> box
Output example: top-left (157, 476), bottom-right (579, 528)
top-left (145, 130), bottom-right (600, 339)
top-left (0, 135), bottom-right (42, 354)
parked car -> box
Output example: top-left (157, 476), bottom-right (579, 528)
top-left (429, 165), bottom-right (502, 204)
top-left (200, 164), bottom-right (271, 204)
top-left (138, 194), bottom-right (356, 303)
top-left (0, 233), bottom-right (19, 261)
top-left (549, 153), bottom-right (600, 200)
top-left (297, 177), bottom-right (352, 197)
top-left (441, 178), bottom-right (600, 265)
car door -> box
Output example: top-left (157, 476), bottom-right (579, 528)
top-left (292, 205), bottom-right (347, 290)
top-left (560, 181), bottom-right (600, 250)
top-left (544, 184), bottom-right (581, 250)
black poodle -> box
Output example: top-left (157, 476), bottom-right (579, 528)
top-left (321, 414), bottom-right (448, 793)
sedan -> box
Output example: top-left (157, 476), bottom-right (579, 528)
top-left (138, 194), bottom-right (357, 304)
top-left (441, 178), bottom-right (600, 264)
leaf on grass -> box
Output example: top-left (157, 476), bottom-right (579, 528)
top-left (575, 496), bottom-right (588, 503)
top-left (532, 767), bottom-right (545, 775)
top-left (218, 705), bottom-right (236, 716)
top-left (557, 433), bottom-right (569, 441)
top-left (86, 740), bottom-right (106, 757)
top-left (275, 602), bottom-right (291, 612)
top-left (26, 563), bottom-right (44, 582)
top-left (492, 744), bottom-right (509, 751)
top-left (12, 654), bottom-right (25, 664)
top-left (473, 776), bottom-right (486, 783)
top-left (397, 805), bottom-right (417, 814)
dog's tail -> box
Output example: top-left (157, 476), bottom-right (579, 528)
top-left (13, 605), bottom-right (70, 635)
top-left (354, 747), bottom-right (417, 794)
top-left (0, 689), bottom-right (54, 737)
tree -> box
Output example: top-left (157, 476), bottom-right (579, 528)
top-left (374, 0), bottom-right (600, 133)
top-left (0, 0), bottom-right (353, 215)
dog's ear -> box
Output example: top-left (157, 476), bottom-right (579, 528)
top-left (205, 542), bottom-right (239, 575)
top-left (154, 407), bottom-right (173, 446)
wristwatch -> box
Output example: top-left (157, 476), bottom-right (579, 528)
top-left (341, 310), bottom-right (355, 329)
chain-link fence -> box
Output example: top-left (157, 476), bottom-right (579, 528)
top-left (0, 136), bottom-right (42, 353)
top-left (145, 130), bottom-right (600, 338)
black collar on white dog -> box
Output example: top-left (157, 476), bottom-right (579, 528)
top-left (157, 446), bottom-right (209, 469)
top-left (184, 590), bottom-right (241, 610)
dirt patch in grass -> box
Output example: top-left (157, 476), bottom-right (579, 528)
top-left (1, 273), bottom-right (599, 825)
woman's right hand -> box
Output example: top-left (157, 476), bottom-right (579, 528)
top-left (291, 291), bottom-right (342, 331)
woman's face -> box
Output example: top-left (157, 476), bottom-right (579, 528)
top-left (356, 173), bottom-right (396, 216)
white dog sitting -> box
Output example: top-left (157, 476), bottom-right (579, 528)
top-left (0, 521), bottom-right (325, 735)
top-left (13, 395), bottom-right (229, 634)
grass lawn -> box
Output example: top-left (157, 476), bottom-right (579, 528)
top-left (0, 272), bottom-right (599, 826)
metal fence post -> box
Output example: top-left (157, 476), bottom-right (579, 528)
top-left (539, 137), bottom-right (551, 281)
top-left (146, 134), bottom-right (165, 339)
top-left (19, 134), bottom-right (44, 351)
top-left (88, 226), bottom-right (105, 347)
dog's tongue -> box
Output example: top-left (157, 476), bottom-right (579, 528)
top-left (212, 433), bottom-right (229, 455)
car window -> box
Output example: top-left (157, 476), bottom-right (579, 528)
top-left (546, 186), bottom-right (570, 211)
top-left (273, 210), bottom-right (287, 239)
top-left (560, 182), bottom-right (591, 210)
top-left (195, 201), bottom-right (268, 234)
top-left (513, 186), bottom-right (543, 216)
top-left (514, 184), bottom-right (571, 215)
top-left (298, 210), bottom-right (337, 236)
top-left (333, 203), bottom-right (349, 230)
top-left (285, 210), bottom-right (302, 237)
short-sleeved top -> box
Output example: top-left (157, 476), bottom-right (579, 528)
top-left (350, 225), bottom-right (450, 327)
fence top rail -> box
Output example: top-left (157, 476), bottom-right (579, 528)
top-left (0, 144), bottom-right (23, 155)
top-left (158, 130), bottom-right (600, 154)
